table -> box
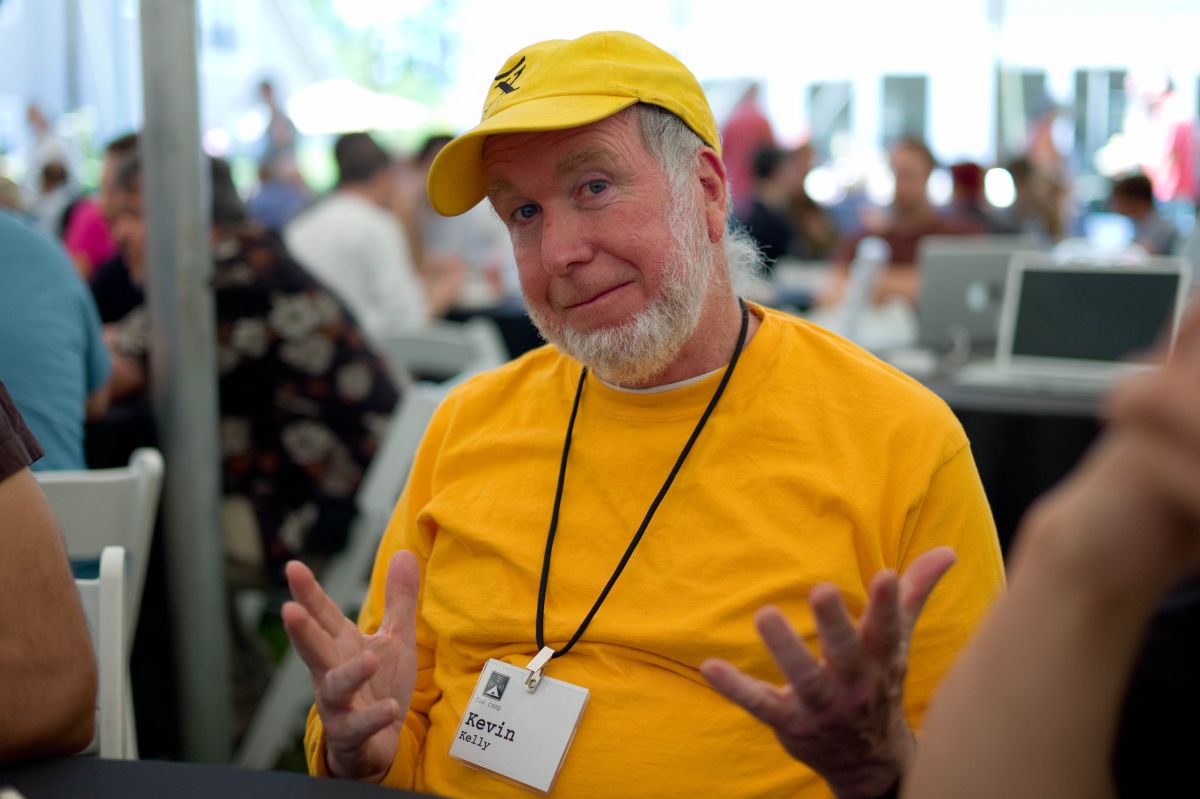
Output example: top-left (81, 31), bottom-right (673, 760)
top-left (0, 757), bottom-right (432, 799)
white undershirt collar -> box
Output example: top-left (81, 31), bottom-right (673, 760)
top-left (596, 366), bottom-right (724, 395)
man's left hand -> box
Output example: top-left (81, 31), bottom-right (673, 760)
top-left (700, 548), bottom-right (956, 799)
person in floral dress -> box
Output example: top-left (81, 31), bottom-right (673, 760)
top-left (105, 155), bottom-right (400, 583)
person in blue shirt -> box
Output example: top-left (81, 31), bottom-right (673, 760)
top-left (0, 211), bottom-right (110, 470)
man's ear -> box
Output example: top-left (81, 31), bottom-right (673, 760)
top-left (696, 148), bottom-right (729, 243)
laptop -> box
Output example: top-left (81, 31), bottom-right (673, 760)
top-left (916, 235), bottom-right (1040, 356)
top-left (953, 253), bottom-right (1190, 394)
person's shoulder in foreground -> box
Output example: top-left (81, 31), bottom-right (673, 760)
top-left (0, 381), bottom-right (97, 762)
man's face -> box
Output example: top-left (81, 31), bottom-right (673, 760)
top-left (482, 112), bottom-right (715, 384)
top-left (109, 185), bottom-right (147, 284)
top-left (890, 144), bottom-right (932, 211)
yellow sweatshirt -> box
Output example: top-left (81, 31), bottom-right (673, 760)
top-left (307, 303), bottom-right (1005, 797)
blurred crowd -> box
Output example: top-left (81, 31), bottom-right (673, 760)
top-left (721, 76), bottom-right (1199, 308)
top-left (0, 90), bottom-right (522, 592)
top-left (1, 70), bottom-right (1197, 589)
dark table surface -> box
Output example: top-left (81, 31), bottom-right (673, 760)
top-left (0, 757), bottom-right (431, 798)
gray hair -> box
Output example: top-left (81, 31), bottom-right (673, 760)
top-left (632, 104), bottom-right (766, 295)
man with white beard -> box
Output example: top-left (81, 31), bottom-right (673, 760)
top-left (283, 31), bottom-right (1004, 799)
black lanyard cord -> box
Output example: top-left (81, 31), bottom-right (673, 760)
top-left (536, 299), bottom-right (751, 658)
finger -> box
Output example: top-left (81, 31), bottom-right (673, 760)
top-left (1168, 299), bottom-right (1200, 370)
top-left (379, 551), bottom-right (421, 633)
top-left (699, 657), bottom-right (791, 728)
top-left (898, 547), bottom-right (957, 631)
top-left (281, 599), bottom-right (339, 675)
top-left (859, 570), bottom-right (901, 661)
top-left (1110, 373), bottom-right (1200, 457)
top-left (1122, 429), bottom-right (1200, 529)
top-left (286, 559), bottom-right (352, 639)
top-left (756, 606), bottom-right (832, 708)
top-left (325, 698), bottom-right (403, 752)
top-left (808, 584), bottom-right (863, 680)
top-left (320, 650), bottom-right (380, 709)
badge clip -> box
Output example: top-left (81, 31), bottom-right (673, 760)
top-left (523, 646), bottom-right (555, 692)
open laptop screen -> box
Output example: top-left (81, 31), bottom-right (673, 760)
top-left (1010, 268), bottom-right (1182, 363)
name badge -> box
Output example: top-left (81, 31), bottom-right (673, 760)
top-left (449, 649), bottom-right (589, 793)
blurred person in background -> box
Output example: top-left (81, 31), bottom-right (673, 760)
top-left (286, 132), bottom-right (460, 346)
top-left (740, 144), bottom-right (840, 269)
top-left (722, 82), bottom-right (776, 218)
top-left (945, 161), bottom-right (1004, 233)
top-left (106, 154), bottom-right (399, 583)
top-left (0, 211), bottom-right (110, 470)
top-left (739, 146), bottom-right (797, 268)
top-left (395, 133), bottom-right (516, 311)
top-left (822, 136), bottom-right (985, 306)
top-left (33, 161), bottom-right (73, 238)
top-left (1110, 172), bottom-right (1179, 256)
top-left (786, 142), bottom-right (840, 261)
top-left (0, 380), bottom-right (97, 762)
top-left (246, 153), bottom-right (311, 234)
top-left (1025, 103), bottom-right (1068, 185)
top-left (86, 133), bottom-right (142, 323)
top-left (257, 78), bottom-right (298, 167)
top-left (1125, 71), bottom-right (1196, 216)
top-left (1000, 156), bottom-right (1065, 243)
top-left (23, 104), bottom-right (73, 195)
top-left (60, 135), bottom-right (130, 281)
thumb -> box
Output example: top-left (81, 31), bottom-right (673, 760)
top-left (899, 546), bottom-right (957, 622)
top-left (380, 550), bottom-right (421, 634)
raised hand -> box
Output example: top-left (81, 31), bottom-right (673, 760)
top-left (700, 548), bottom-right (956, 799)
top-left (281, 551), bottom-right (420, 781)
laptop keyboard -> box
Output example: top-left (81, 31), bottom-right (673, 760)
top-left (951, 364), bottom-right (1120, 396)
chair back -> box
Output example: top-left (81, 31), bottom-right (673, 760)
top-left (324, 382), bottom-right (447, 610)
top-left (376, 318), bottom-right (508, 384)
top-left (75, 546), bottom-right (127, 759)
top-left (355, 383), bottom-right (447, 523)
top-left (36, 448), bottom-right (164, 645)
top-left (235, 383), bottom-right (448, 768)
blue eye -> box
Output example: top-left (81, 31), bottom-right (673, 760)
top-left (586, 180), bottom-right (608, 194)
top-left (514, 203), bottom-right (539, 221)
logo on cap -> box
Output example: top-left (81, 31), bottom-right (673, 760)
top-left (485, 56), bottom-right (526, 115)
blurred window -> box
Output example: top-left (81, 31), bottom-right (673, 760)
top-left (996, 68), bottom-right (1049, 160)
top-left (1074, 68), bottom-right (1127, 170)
top-left (807, 81), bottom-right (853, 158)
top-left (882, 74), bottom-right (928, 147)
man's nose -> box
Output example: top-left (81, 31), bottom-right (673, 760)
top-left (539, 210), bottom-right (592, 276)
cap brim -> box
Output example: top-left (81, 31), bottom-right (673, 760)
top-left (428, 94), bottom-right (639, 216)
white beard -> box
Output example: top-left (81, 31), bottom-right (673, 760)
top-left (524, 192), bottom-right (715, 387)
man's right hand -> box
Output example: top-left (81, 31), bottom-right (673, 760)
top-left (282, 551), bottom-right (420, 782)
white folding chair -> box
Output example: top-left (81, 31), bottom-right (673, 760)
top-left (376, 317), bottom-right (508, 384)
top-left (36, 447), bottom-right (164, 641)
top-left (75, 546), bottom-right (128, 759)
top-left (38, 447), bottom-right (164, 760)
top-left (235, 383), bottom-right (449, 768)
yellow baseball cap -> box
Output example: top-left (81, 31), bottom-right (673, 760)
top-left (427, 30), bottom-right (720, 216)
